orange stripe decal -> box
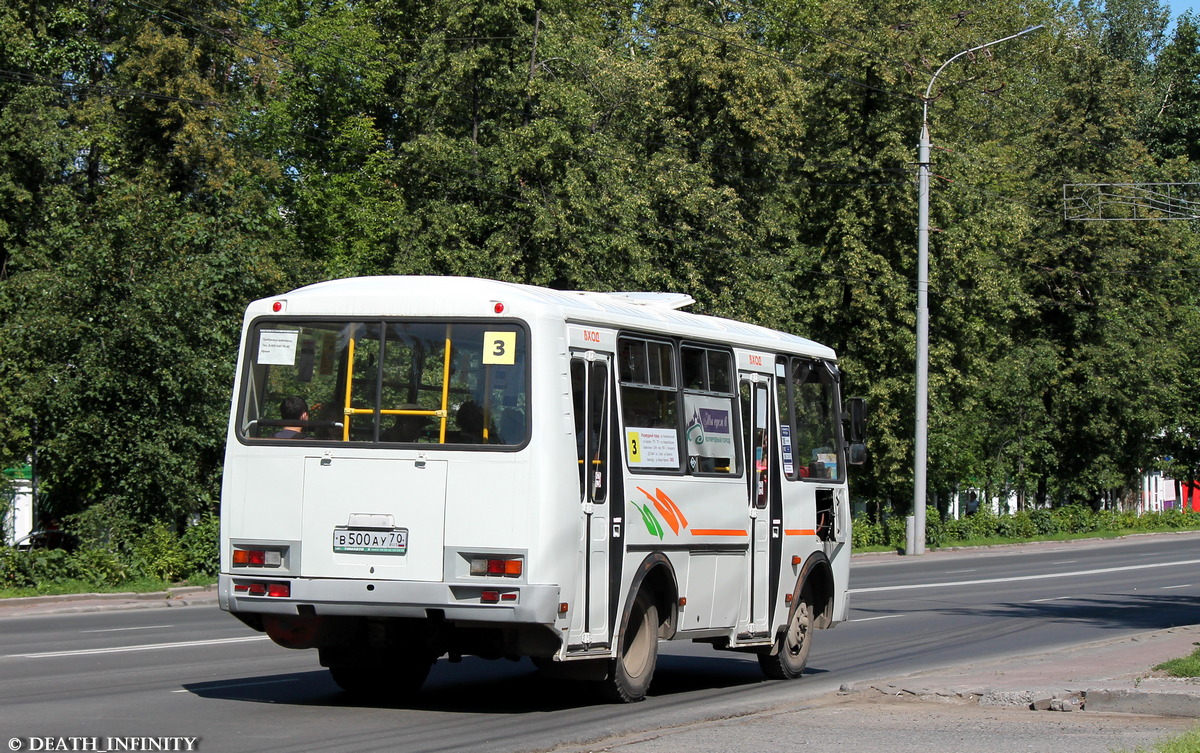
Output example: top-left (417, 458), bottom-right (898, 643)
top-left (636, 487), bottom-right (691, 536)
top-left (637, 487), bottom-right (679, 535)
top-left (690, 529), bottom-right (749, 537)
top-left (785, 529), bottom-right (816, 536)
top-left (658, 489), bottom-right (689, 529)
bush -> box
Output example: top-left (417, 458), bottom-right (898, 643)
top-left (0, 510), bottom-right (217, 592)
top-left (0, 546), bottom-right (33, 588)
top-left (885, 517), bottom-right (908, 550)
top-left (133, 521), bottom-right (187, 582)
top-left (1155, 508), bottom-right (1192, 529)
top-left (1051, 505), bottom-right (1094, 534)
top-left (851, 520), bottom-right (885, 549)
top-left (997, 511), bottom-right (1036, 539)
top-left (180, 513), bottom-right (219, 578)
top-left (925, 506), bottom-right (947, 547)
top-left (71, 548), bottom-right (131, 588)
top-left (1028, 508), bottom-right (1059, 536)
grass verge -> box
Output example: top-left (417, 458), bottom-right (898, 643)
top-left (1155, 644), bottom-right (1200, 678)
top-left (0, 575), bottom-right (217, 600)
top-left (1119, 726), bottom-right (1200, 753)
top-left (855, 526), bottom-right (1200, 554)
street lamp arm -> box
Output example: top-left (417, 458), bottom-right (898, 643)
top-left (923, 25), bottom-right (1045, 103)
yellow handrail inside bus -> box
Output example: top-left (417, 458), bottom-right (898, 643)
top-left (342, 336), bottom-right (356, 441)
top-left (439, 326), bottom-right (452, 443)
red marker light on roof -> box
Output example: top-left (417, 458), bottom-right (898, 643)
top-left (272, 301), bottom-right (284, 312)
top-left (494, 302), bottom-right (505, 314)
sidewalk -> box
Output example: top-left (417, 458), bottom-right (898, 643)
top-left (842, 623), bottom-right (1200, 718)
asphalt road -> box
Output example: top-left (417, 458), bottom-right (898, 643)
top-left (2, 533), bottom-right (1198, 753)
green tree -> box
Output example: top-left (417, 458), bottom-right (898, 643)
top-left (0, 0), bottom-right (292, 523)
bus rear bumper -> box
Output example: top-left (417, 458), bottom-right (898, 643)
top-left (218, 574), bottom-right (561, 625)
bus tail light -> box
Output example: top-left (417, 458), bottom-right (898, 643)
top-left (469, 557), bottom-right (522, 577)
top-left (234, 581), bottom-right (290, 598)
top-left (233, 548), bottom-right (283, 567)
top-left (481, 590), bottom-right (518, 604)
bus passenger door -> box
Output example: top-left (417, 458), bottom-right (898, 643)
top-left (739, 374), bottom-right (773, 637)
top-left (570, 352), bottom-right (612, 649)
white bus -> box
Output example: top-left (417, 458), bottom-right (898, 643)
top-left (219, 276), bottom-right (866, 702)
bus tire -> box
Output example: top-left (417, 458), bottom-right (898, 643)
top-left (601, 590), bottom-right (659, 703)
top-left (758, 590), bottom-right (813, 680)
top-left (329, 655), bottom-right (433, 699)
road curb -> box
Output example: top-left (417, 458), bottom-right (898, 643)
top-left (841, 624), bottom-right (1200, 719)
top-left (0, 585), bottom-right (218, 616)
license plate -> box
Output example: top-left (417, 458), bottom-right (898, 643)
top-left (332, 528), bottom-right (408, 555)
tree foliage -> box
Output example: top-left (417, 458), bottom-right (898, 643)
top-left (1, 0), bottom-right (1198, 525)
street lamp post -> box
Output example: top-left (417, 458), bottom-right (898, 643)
top-left (912, 25), bottom-right (1043, 556)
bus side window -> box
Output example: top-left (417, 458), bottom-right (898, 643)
top-left (572, 358), bottom-right (610, 501)
top-left (618, 336), bottom-right (681, 472)
top-left (791, 360), bottom-right (842, 481)
top-left (682, 345), bottom-right (737, 475)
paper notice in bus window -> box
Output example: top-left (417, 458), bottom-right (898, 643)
top-left (626, 428), bottom-right (680, 469)
top-left (781, 425), bottom-right (795, 476)
top-left (258, 330), bottom-right (299, 365)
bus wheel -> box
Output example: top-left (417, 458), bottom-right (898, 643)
top-left (601, 591), bottom-right (659, 703)
top-left (329, 656), bottom-right (433, 699)
top-left (758, 591), bottom-right (813, 680)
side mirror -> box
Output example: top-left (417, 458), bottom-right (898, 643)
top-left (846, 397), bottom-right (867, 444)
top-left (847, 442), bottom-right (867, 466)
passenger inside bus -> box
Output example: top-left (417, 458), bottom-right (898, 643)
top-left (274, 396), bottom-right (309, 439)
top-left (455, 400), bottom-right (500, 443)
top-left (382, 404), bottom-right (431, 443)
top-left (497, 407), bottom-right (525, 445)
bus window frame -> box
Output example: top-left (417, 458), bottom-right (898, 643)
top-left (234, 315), bottom-right (532, 452)
top-left (616, 334), bottom-right (749, 479)
top-left (680, 343), bottom-right (740, 478)
top-left (778, 355), bottom-right (846, 483)
top-left (616, 334), bottom-right (684, 476)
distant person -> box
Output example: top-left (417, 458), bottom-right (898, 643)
top-left (274, 396), bottom-right (309, 439)
top-left (965, 491), bottom-right (979, 516)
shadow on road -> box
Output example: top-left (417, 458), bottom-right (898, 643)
top-left (932, 591), bottom-right (1200, 632)
top-left (179, 651), bottom-right (807, 712)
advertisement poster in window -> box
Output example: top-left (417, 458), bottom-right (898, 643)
top-left (683, 395), bottom-right (734, 459)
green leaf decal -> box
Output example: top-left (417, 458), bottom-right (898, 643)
top-left (636, 503), bottom-right (664, 539)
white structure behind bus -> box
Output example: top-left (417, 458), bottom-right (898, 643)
top-left (3, 469), bottom-right (33, 547)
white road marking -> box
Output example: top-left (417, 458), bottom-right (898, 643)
top-left (849, 558), bottom-right (1200, 594)
top-left (1162, 584), bottom-right (1194, 590)
top-left (1031, 596), bottom-right (1074, 603)
top-left (852, 614), bottom-right (904, 623)
top-left (945, 569), bottom-right (977, 574)
top-left (81, 625), bottom-right (172, 634)
top-left (6, 635), bottom-right (270, 659)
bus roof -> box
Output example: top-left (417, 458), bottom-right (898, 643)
top-left (252, 276), bottom-right (837, 361)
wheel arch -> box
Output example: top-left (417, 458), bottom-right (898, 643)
top-left (619, 552), bottom-right (679, 640)
top-left (791, 551), bottom-right (835, 630)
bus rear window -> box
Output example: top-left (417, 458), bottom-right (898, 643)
top-left (237, 320), bottom-right (528, 446)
